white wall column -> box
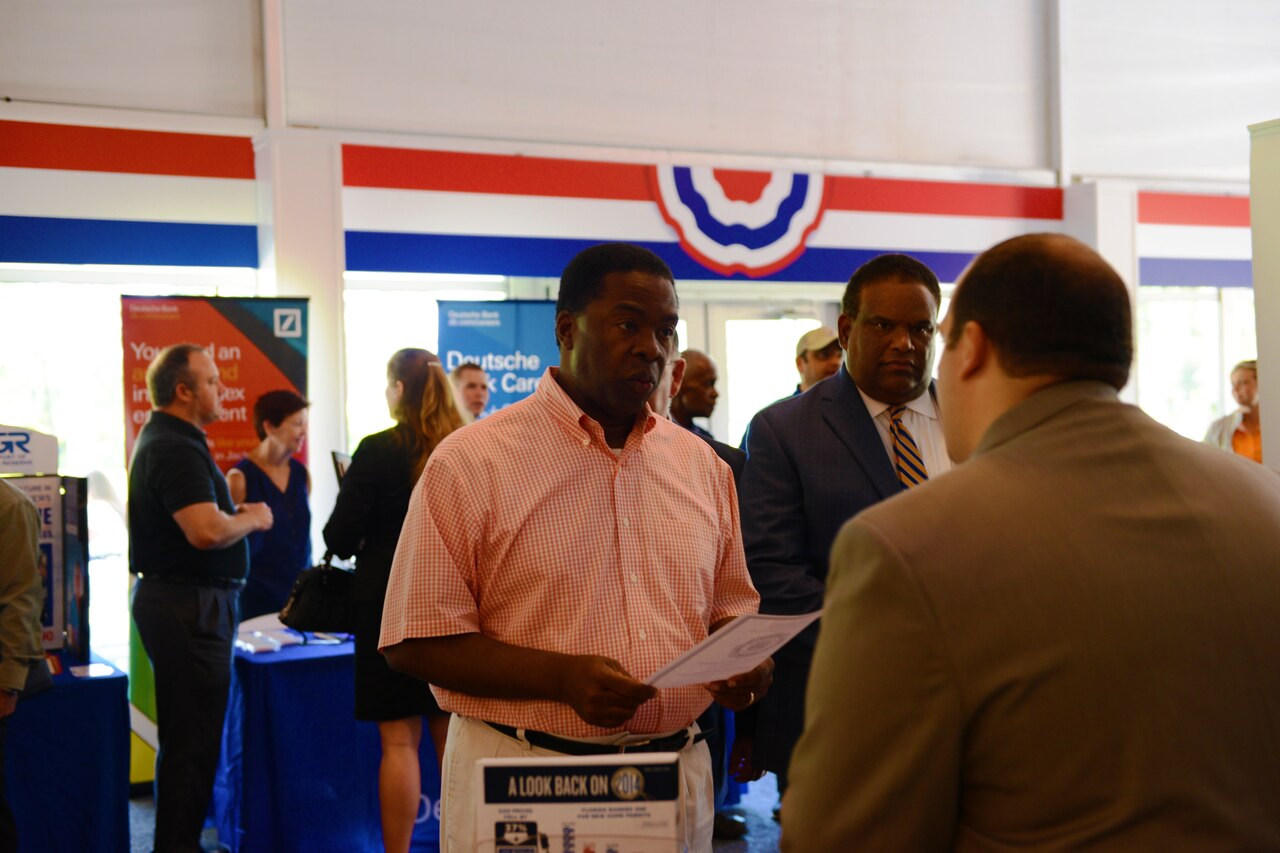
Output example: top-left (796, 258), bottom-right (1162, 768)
top-left (255, 129), bottom-right (347, 550)
top-left (1249, 119), bottom-right (1280, 471)
top-left (1062, 179), bottom-right (1139, 400)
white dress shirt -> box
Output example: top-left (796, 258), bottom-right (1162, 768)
top-left (857, 385), bottom-right (952, 481)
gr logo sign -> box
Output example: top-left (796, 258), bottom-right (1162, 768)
top-left (0, 431), bottom-right (32, 456)
top-left (274, 308), bottom-right (302, 338)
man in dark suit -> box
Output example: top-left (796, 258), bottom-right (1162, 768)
top-left (737, 253), bottom-right (949, 804)
top-left (785, 233), bottom-right (1280, 849)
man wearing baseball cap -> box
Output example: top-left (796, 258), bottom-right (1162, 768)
top-left (794, 326), bottom-right (843, 394)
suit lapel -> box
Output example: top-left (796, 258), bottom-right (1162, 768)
top-left (821, 370), bottom-right (900, 499)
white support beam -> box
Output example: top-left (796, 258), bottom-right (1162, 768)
top-left (1062, 180), bottom-right (1139, 401)
top-left (1047, 0), bottom-right (1071, 186)
top-left (255, 129), bottom-right (347, 551)
top-left (261, 0), bottom-right (288, 130)
top-left (1249, 118), bottom-right (1280, 471)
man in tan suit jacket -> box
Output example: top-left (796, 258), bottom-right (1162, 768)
top-left (784, 233), bottom-right (1280, 850)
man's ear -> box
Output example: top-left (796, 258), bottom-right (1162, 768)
top-left (554, 310), bottom-right (576, 350)
top-left (669, 357), bottom-right (687, 398)
top-left (173, 380), bottom-right (195, 404)
top-left (836, 313), bottom-right (852, 351)
top-left (955, 321), bottom-right (990, 380)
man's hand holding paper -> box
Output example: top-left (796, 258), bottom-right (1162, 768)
top-left (706, 656), bottom-right (775, 711)
top-left (645, 611), bottom-right (822, 707)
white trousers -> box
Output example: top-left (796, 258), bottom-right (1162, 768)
top-left (440, 714), bottom-right (714, 852)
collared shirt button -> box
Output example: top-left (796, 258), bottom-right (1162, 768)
top-left (621, 517), bottom-right (629, 527)
top-left (582, 437), bottom-right (590, 447)
top-left (631, 573), bottom-right (640, 583)
top-left (638, 629), bottom-right (647, 640)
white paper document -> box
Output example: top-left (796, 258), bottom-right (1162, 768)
top-left (234, 613), bottom-right (305, 654)
top-left (645, 610), bottom-right (822, 688)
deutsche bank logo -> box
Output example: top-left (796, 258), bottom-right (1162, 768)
top-left (274, 308), bottom-right (302, 338)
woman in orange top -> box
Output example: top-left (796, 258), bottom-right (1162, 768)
top-left (1204, 359), bottom-right (1262, 463)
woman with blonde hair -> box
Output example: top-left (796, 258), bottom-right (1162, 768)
top-left (324, 348), bottom-right (463, 852)
top-left (1204, 359), bottom-right (1262, 463)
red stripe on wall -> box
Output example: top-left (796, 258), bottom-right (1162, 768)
top-left (0, 120), bottom-right (254, 179)
top-left (343, 146), bottom-right (652, 200)
top-left (826, 176), bottom-right (1063, 220)
top-left (344, 144), bottom-right (1063, 219)
top-left (1138, 192), bottom-right (1250, 227)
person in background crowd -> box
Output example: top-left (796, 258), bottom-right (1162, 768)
top-left (647, 345), bottom-right (754, 842)
top-left (794, 325), bottom-right (843, 393)
top-left (670, 349), bottom-right (720, 440)
top-left (227, 390), bottom-right (312, 619)
top-left (1204, 358), bottom-right (1262, 463)
top-left (129, 343), bottom-right (273, 853)
top-left (378, 242), bottom-right (769, 852)
top-left (449, 361), bottom-right (491, 423)
top-left (0, 479), bottom-right (45, 851)
top-left (661, 335), bottom-right (744, 474)
top-left (738, 253), bottom-right (948, 820)
top-left (785, 234), bottom-right (1280, 849)
top-left (323, 348), bottom-right (464, 853)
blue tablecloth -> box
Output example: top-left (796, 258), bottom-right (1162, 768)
top-left (6, 654), bottom-right (130, 853)
top-left (213, 640), bottom-right (440, 852)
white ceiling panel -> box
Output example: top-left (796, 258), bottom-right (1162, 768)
top-left (1064, 0), bottom-right (1280, 183)
top-left (0, 0), bottom-right (262, 118)
top-left (283, 0), bottom-right (1049, 171)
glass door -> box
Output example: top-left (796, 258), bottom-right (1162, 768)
top-left (706, 302), bottom-right (839, 447)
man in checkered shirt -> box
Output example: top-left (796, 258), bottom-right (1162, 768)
top-left (381, 242), bottom-right (772, 852)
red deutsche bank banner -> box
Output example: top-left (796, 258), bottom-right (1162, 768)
top-left (121, 296), bottom-right (309, 471)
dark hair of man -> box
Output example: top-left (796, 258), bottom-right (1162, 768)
top-left (252, 389), bottom-right (310, 440)
top-left (450, 361), bottom-right (483, 381)
top-left (555, 243), bottom-right (676, 324)
top-left (841, 253), bottom-right (942, 318)
top-left (146, 343), bottom-right (205, 408)
top-left (946, 233), bottom-right (1133, 390)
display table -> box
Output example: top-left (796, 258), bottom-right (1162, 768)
top-left (213, 640), bottom-right (441, 853)
top-left (5, 654), bottom-right (130, 853)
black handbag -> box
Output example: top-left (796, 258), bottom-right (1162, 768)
top-left (279, 551), bottom-right (356, 633)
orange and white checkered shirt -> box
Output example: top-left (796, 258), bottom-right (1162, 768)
top-left (380, 367), bottom-right (759, 737)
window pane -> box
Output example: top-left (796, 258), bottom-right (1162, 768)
top-left (724, 317), bottom-right (822, 445)
top-left (342, 290), bottom-right (442, 451)
top-left (0, 274), bottom-right (254, 673)
top-left (1221, 287), bottom-right (1259, 390)
top-left (1135, 287), bottom-right (1220, 439)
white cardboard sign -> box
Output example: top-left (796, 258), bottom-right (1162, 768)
top-left (476, 753), bottom-right (685, 853)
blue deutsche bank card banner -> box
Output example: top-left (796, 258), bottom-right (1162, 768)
top-left (439, 301), bottom-right (559, 416)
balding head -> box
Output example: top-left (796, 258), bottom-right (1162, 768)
top-left (946, 233), bottom-right (1132, 390)
top-left (671, 348), bottom-right (718, 427)
top-left (938, 234), bottom-right (1134, 463)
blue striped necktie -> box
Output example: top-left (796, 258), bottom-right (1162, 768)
top-left (888, 405), bottom-right (928, 490)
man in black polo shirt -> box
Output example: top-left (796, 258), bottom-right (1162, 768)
top-left (129, 343), bottom-right (273, 853)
